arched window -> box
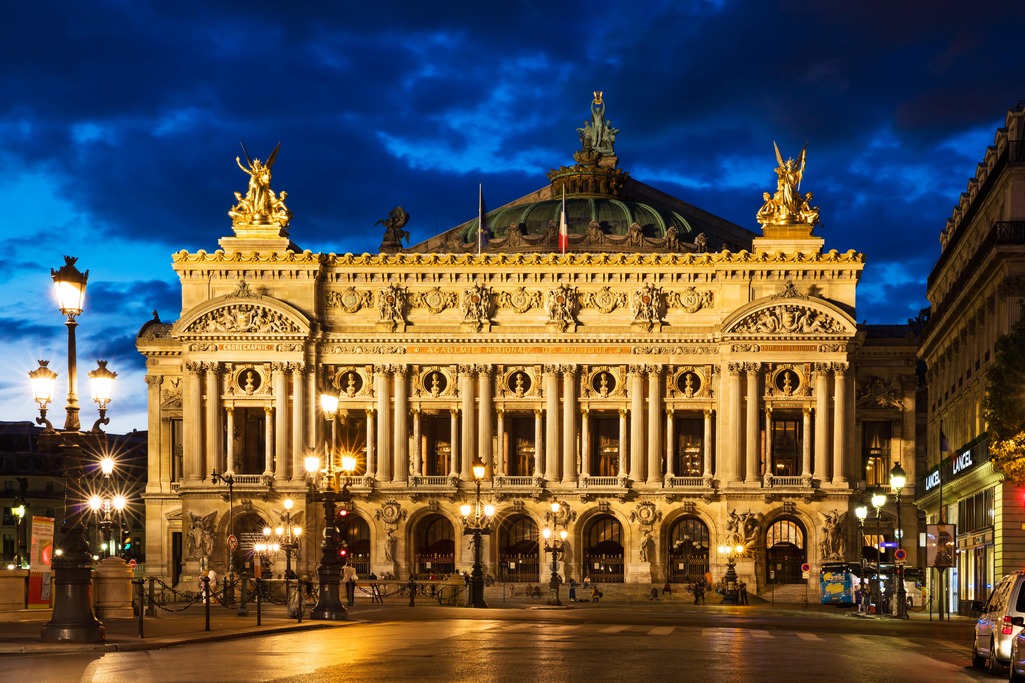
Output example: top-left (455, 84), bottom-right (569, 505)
top-left (765, 517), bottom-right (807, 585)
top-left (498, 515), bottom-right (539, 582)
top-left (667, 516), bottom-right (709, 583)
top-left (582, 514), bottom-right (624, 583)
top-left (413, 514), bottom-right (455, 576)
top-left (342, 514), bottom-right (371, 576)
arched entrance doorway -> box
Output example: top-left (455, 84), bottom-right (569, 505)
top-left (667, 516), bottom-right (709, 583)
top-left (413, 514), bottom-right (455, 577)
top-left (498, 515), bottom-right (539, 582)
top-left (582, 514), bottom-right (624, 583)
top-left (766, 517), bottom-right (807, 585)
top-left (234, 511), bottom-right (270, 578)
top-left (341, 513), bottom-right (371, 576)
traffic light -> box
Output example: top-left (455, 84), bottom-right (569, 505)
top-left (123, 536), bottom-right (132, 551)
top-left (336, 508), bottom-right (349, 559)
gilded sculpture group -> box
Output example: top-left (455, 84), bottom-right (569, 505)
top-left (757, 143), bottom-right (821, 228)
top-left (229, 143), bottom-right (293, 227)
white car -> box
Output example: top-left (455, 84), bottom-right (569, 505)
top-left (973, 571), bottom-right (1025, 675)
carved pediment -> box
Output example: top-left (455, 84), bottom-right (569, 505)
top-left (727, 303), bottom-right (849, 336)
top-left (176, 292), bottom-right (311, 339)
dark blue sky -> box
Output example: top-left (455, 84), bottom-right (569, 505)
top-left (2, 1), bottom-right (1023, 431)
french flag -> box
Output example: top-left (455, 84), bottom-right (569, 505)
top-left (558, 186), bottom-right (569, 254)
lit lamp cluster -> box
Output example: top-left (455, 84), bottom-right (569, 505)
top-left (302, 397), bottom-right (359, 621)
top-left (88, 457), bottom-right (128, 559)
top-left (542, 502), bottom-right (568, 606)
top-left (460, 461), bottom-right (495, 609)
top-left (9, 503), bottom-right (26, 570)
top-left (28, 256), bottom-right (121, 644)
top-left (717, 541), bottom-right (746, 605)
top-left (254, 498), bottom-right (302, 579)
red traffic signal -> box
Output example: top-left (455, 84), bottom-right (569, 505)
top-left (338, 507), bottom-right (348, 518)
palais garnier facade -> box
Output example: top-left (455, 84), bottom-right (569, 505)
top-left (138, 94), bottom-right (920, 601)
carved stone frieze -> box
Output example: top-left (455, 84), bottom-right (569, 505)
top-left (189, 303), bottom-right (302, 335)
top-left (732, 304), bottom-right (845, 335)
top-left (409, 287), bottom-right (457, 314)
top-left (666, 286), bottom-right (714, 313)
top-left (377, 284), bottom-right (407, 332)
top-left (581, 286), bottom-right (627, 313)
top-left (326, 287), bottom-right (373, 313)
top-left (496, 287), bottom-right (542, 313)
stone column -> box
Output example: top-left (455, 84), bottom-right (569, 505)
top-left (478, 366), bottom-right (494, 476)
top-left (291, 363), bottom-right (305, 481)
top-left (460, 366), bottom-right (475, 478)
top-left (801, 407), bottom-right (812, 478)
top-left (629, 367), bottom-right (645, 482)
top-left (832, 363), bottom-right (848, 484)
top-left (580, 409), bottom-right (591, 478)
top-left (533, 408), bottom-right (544, 478)
top-left (412, 408), bottom-right (422, 477)
top-left (450, 408), bottom-right (460, 477)
top-left (618, 408), bottom-right (628, 479)
top-left (647, 366), bottom-right (662, 484)
top-left (495, 409), bottom-right (505, 477)
top-left (184, 362), bottom-right (203, 483)
top-left (365, 408), bottom-right (376, 479)
top-left (725, 363), bottom-right (743, 484)
top-left (145, 375), bottom-right (162, 489)
top-left (764, 406), bottom-right (773, 477)
top-left (273, 363), bottom-right (288, 480)
top-left (204, 363), bottom-right (222, 475)
top-left (376, 368), bottom-right (392, 482)
top-left (263, 406), bottom-right (274, 477)
top-left (745, 364), bottom-right (760, 484)
top-left (393, 367), bottom-right (408, 484)
top-left (665, 407), bottom-right (675, 478)
top-left (225, 405), bottom-right (235, 475)
top-left (562, 366), bottom-right (577, 485)
top-left (703, 408), bottom-right (714, 478)
top-left (545, 367), bottom-right (560, 482)
top-left (814, 363), bottom-right (830, 481)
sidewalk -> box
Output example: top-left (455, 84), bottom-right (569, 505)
top-left (0, 604), bottom-right (344, 655)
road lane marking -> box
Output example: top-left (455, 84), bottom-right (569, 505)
top-left (649, 626), bottom-right (675, 635)
top-left (795, 632), bottom-right (821, 640)
top-left (749, 630), bottom-right (773, 638)
top-left (601, 625), bottom-right (630, 633)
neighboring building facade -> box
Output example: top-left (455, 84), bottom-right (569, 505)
top-left (918, 101), bottom-right (1025, 614)
top-left (139, 96), bottom-right (920, 600)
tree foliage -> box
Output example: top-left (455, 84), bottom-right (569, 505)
top-left (983, 315), bottom-right (1025, 484)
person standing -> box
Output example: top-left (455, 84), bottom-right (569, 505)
top-left (694, 580), bottom-right (705, 605)
top-left (739, 581), bottom-right (749, 605)
top-left (342, 561), bottom-right (358, 606)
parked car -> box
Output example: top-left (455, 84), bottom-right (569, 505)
top-left (972, 570), bottom-right (1025, 674)
top-left (1009, 625), bottom-right (1025, 682)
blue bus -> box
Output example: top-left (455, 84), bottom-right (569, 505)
top-left (820, 562), bottom-right (858, 605)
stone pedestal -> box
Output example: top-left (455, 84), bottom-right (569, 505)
top-left (93, 557), bottom-right (134, 619)
top-left (0, 569), bottom-right (29, 611)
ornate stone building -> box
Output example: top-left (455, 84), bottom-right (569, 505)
top-left (138, 96), bottom-right (920, 600)
top-left (918, 101), bottom-right (1025, 614)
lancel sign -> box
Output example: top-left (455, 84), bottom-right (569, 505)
top-left (924, 447), bottom-right (979, 492)
top-left (952, 449), bottom-right (974, 475)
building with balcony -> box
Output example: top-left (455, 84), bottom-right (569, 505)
top-left (138, 95), bottom-right (920, 601)
top-left (918, 101), bottom-right (1025, 614)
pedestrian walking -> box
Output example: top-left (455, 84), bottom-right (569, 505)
top-left (739, 581), bottom-right (749, 605)
top-left (693, 581), bottom-right (705, 605)
top-left (568, 579), bottom-right (577, 602)
top-left (342, 561), bottom-right (358, 606)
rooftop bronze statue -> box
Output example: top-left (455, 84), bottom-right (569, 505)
top-left (229, 142), bottom-right (292, 227)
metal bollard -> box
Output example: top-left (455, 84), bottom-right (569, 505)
top-left (203, 576), bottom-right (211, 632)
top-left (134, 578), bottom-right (145, 638)
top-left (256, 577), bottom-right (262, 626)
top-left (147, 576), bottom-right (156, 617)
top-left (408, 579), bottom-right (416, 607)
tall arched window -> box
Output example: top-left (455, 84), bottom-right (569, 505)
top-left (498, 515), bottom-right (539, 582)
top-left (582, 514), bottom-right (624, 583)
top-left (667, 516), bottom-right (709, 583)
top-left (765, 517), bottom-right (807, 584)
top-left (342, 514), bottom-right (371, 576)
top-left (413, 514), bottom-right (455, 576)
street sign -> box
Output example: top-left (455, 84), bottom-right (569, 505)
top-left (801, 563), bottom-right (810, 573)
top-left (880, 542), bottom-right (898, 548)
top-left (227, 534), bottom-right (238, 551)
top-left (894, 548), bottom-right (907, 562)
top-left (128, 559), bottom-right (137, 569)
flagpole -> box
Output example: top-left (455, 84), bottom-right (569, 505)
top-left (478, 184), bottom-right (483, 256)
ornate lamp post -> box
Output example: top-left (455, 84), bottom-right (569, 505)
top-left (854, 500), bottom-right (868, 602)
top-left (717, 542), bottom-right (745, 605)
top-left (542, 501), bottom-right (568, 606)
top-left (11, 503), bottom-right (26, 569)
top-left (30, 256), bottom-right (119, 643)
top-left (88, 493), bottom-right (126, 558)
top-left (303, 403), bottom-right (355, 621)
top-left (889, 462), bottom-right (908, 619)
top-left (209, 469), bottom-right (236, 604)
top-left (460, 461), bottom-right (494, 609)
top-left (870, 486), bottom-right (887, 613)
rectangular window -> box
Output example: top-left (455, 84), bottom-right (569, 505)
top-left (771, 418), bottom-right (801, 477)
top-left (675, 417), bottom-right (703, 476)
top-left (506, 415), bottom-right (535, 477)
top-left (421, 414), bottom-right (450, 477)
top-left (862, 421), bottom-right (891, 486)
top-left (590, 415), bottom-right (620, 477)
top-left (170, 417), bottom-right (184, 482)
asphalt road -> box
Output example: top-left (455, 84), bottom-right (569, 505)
top-left (0, 604), bottom-right (985, 683)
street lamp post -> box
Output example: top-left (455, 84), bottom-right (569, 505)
top-left (11, 502), bottom-right (26, 569)
top-left (890, 462), bottom-right (908, 619)
top-left (542, 501), bottom-right (569, 606)
top-left (870, 486), bottom-right (887, 614)
top-left (854, 500), bottom-right (868, 607)
top-left (303, 411), bottom-right (355, 621)
top-left (209, 469), bottom-right (236, 604)
top-left (717, 542), bottom-right (746, 605)
top-left (460, 461), bottom-right (494, 609)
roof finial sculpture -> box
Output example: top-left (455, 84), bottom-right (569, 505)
top-left (756, 142), bottom-right (820, 229)
top-left (229, 142), bottom-right (292, 229)
top-left (576, 91), bottom-right (620, 160)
